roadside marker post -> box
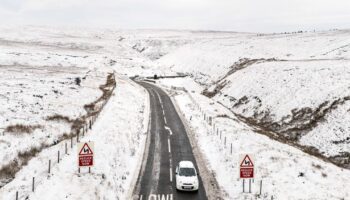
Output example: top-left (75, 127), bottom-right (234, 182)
top-left (249, 179), bottom-right (251, 193)
top-left (48, 160), bottom-right (51, 173)
top-left (32, 177), bottom-right (35, 192)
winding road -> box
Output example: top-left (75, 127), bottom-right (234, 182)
top-left (133, 82), bottom-right (207, 200)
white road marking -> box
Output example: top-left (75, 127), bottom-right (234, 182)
top-left (162, 109), bottom-right (165, 115)
top-left (164, 126), bottom-right (172, 135)
top-left (168, 138), bottom-right (171, 153)
top-left (139, 195), bottom-right (143, 200)
top-left (170, 167), bottom-right (173, 182)
top-left (164, 116), bottom-right (167, 124)
top-left (148, 194), bottom-right (173, 200)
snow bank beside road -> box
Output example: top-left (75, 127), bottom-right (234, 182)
top-left (0, 75), bottom-right (149, 200)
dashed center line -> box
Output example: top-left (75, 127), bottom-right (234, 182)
top-left (164, 116), bottom-right (167, 124)
top-left (168, 138), bottom-right (171, 153)
top-left (169, 157), bottom-right (173, 183)
top-left (169, 167), bottom-right (173, 182)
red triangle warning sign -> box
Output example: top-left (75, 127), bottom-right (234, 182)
top-left (79, 143), bottom-right (93, 156)
top-left (240, 155), bottom-right (254, 167)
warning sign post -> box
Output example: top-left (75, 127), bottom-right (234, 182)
top-left (239, 154), bottom-right (254, 179)
top-left (78, 142), bottom-right (94, 167)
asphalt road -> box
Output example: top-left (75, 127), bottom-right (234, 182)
top-left (133, 82), bottom-right (207, 200)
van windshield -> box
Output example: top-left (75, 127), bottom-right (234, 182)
top-left (179, 167), bottom-right (196, 177)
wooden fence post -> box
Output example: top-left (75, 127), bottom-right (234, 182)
top-left (77, 130), bottom-right (79, 143)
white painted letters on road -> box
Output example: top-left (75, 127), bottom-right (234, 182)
top-left (147, 194), bottom-right (173, 200)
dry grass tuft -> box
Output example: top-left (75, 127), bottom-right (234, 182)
top-left (0, 160), bottom-right (20, 179)
top-left (4, 124), bottom-right (42, 135)
top-left (46, 114), bottom-right (73, 123)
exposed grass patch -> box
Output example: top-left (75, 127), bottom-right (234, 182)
top-left (4, 124), bottom-right (42, 135)
top-left (46, 114), bottom-right (73, 123)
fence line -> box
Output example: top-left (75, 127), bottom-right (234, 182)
top-left (182, 90), bottom-right (273, 199)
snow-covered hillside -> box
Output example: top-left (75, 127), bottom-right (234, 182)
top-left (0, 26), bottom-right (150, 199)
top-left (157, 30), bottom-right (350, 84)
top-left (151, 30), bottom-right (350, 169)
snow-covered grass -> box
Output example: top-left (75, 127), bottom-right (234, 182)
top-left (216, 60), bottom-right (350, 121)
top-left (0, 75), bottom-right (148, 200)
